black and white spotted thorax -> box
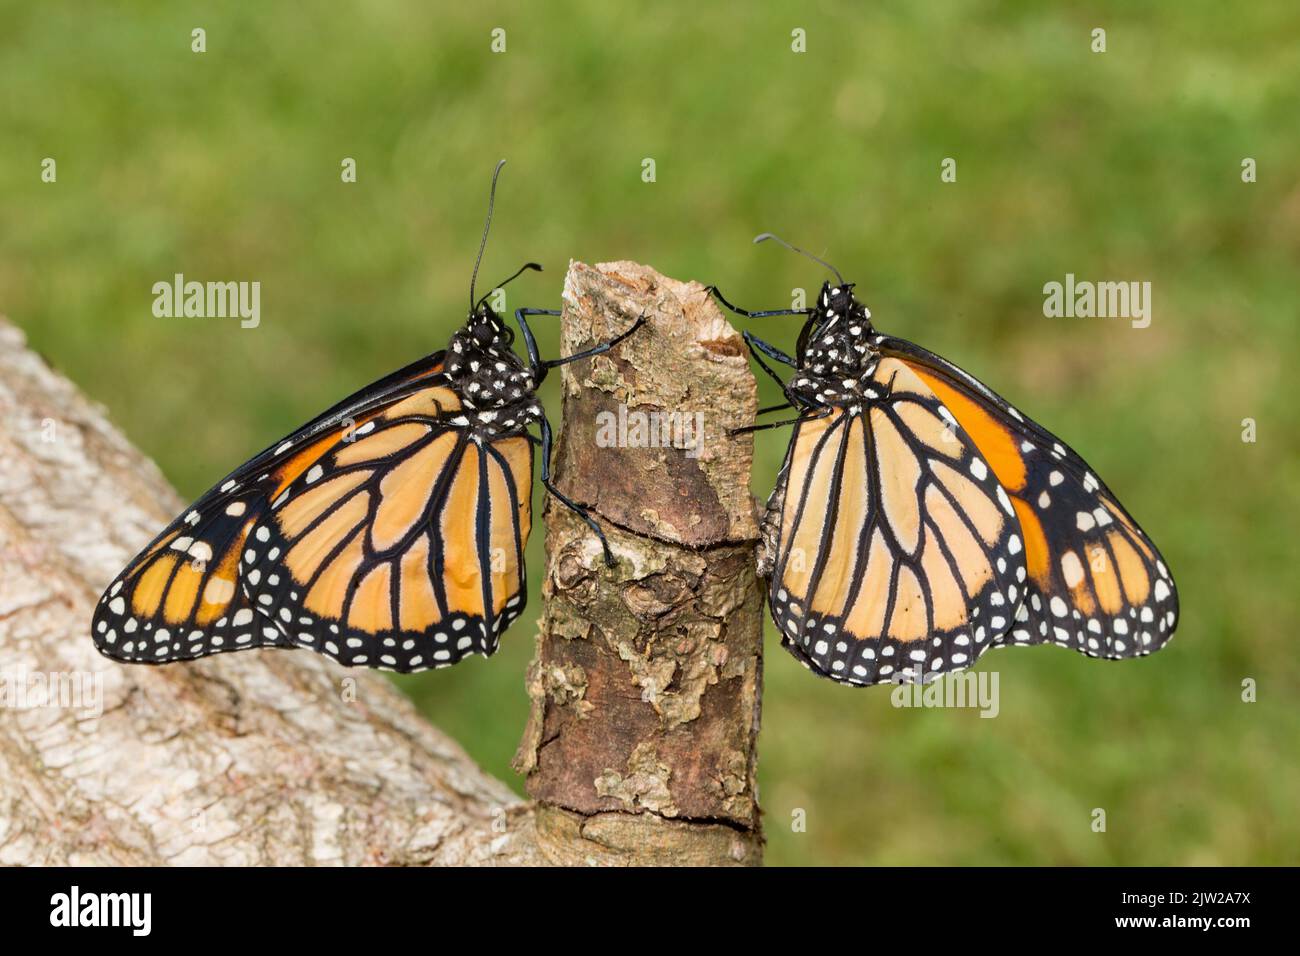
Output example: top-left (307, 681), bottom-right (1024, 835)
top-left (789, 282), bottom-right (885, 408)
top-left (444, 305), bottom-right (541, 438)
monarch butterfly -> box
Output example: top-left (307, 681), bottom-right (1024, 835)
top-left (92, 162), bottom-right (642, 673)
top-left (711, 234), bottom-right (1178, 687)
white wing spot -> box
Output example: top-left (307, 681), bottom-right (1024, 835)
top-left (1061, 552), bottom-right (1085, 588)
top-left (996, 485), bottom-right (1013, 515)
top-left (203, 577), bottom-right (235, 604)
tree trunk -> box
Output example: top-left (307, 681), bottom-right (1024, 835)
top-left (0, 260), bottom-right (763, 867)
top-left (514, 262), bottom-right (765, 865)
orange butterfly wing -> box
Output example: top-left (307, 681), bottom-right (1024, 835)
top-left (93, 352), bottom-right (534, 671)
top-left (879, 336), bottom-right (1179, 660)
top-left (766, 357), bottom-right (1026, 685)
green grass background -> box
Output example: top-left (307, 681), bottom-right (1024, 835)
top-left (3, 1), bottom-right (1297, 865)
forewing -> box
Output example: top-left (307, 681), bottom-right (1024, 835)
top-left (879, 335), bottom-right (1179, 659)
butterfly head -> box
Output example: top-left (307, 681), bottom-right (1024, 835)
top-left (447, 301), bottom-right (515, 365)
top-left (818, 282), bottom-right (864, 320)
top-left (798, 282), bottom-right (877, 368)
top-left (466, 301), bottom-right (514, 348)
top-left (445, 303), bottom-right (535, 414)
top-left (787, 282), bottom-right (881, 406)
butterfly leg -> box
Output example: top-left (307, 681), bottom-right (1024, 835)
top-left (743, 332), bottom-right (797, 367)
top-left (742, 330), bottom-right (797, 391)
top-left (732, 333), bottom-right (831, 430)
top-left (543, 313), bottom-right (647, 370)
top-left (706, 285), bottom-right (812, 320)
top-left (514, 309), bottom-right (646, 384)
top-left (731, 406), bottom-right (832, 436)
top-left (735, 333), bottom-right (821, 434)
top-left (539, 413), bottom-right (616, 568)
top-left (512, 308), bottom-right (558, 376)
top-left (741, 330), bottom-right (802, 417)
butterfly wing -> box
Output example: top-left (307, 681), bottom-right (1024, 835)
top-left (877, 335), bottom-right (1179, 660)
top-left (768, 357), bottom-right (1026, 686)
top-left (236, 426), bottom-right (532, 670)
top-left (93, 352), bottom-right (534, 671)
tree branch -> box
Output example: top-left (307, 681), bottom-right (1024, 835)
top-left (514, 261), bottom-right (765, 865)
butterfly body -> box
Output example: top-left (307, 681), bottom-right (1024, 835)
top-left (789, 283), bottom-right (880, 402)
top-left (443, 309), bottom-right (542, 435)
top-left (722, 273), bottom-right (1179, 688)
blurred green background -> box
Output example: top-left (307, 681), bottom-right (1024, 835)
top-left (3, 2), bottom-right (1297, 865)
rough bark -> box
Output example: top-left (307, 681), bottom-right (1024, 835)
top-left (514, 261), bottom-right (765, 865)
top-left (0, 317), bottom-right (546, 865)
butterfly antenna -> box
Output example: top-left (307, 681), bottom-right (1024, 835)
top-left (470, 159), bottom-right (507, 312)
top-left (754, 232), bottom-right (845, 287)
top-left (476, 262), bottom-right (543, 310)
